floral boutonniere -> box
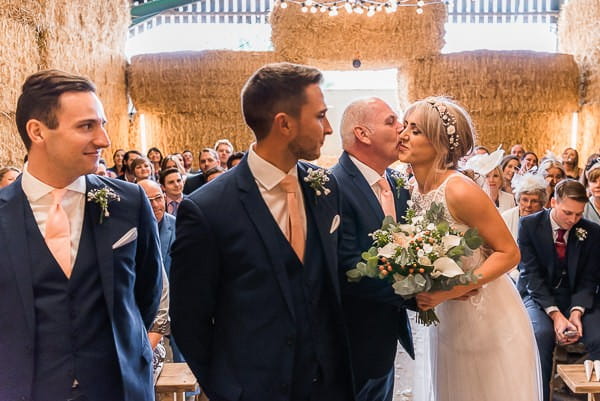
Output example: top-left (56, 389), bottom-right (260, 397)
top-left (87, 187), bottom-right (120, 224)
top-left (575, 227), bottom-right (587, 241)
top-left (303, 168), bottom-right (332, 198)
top-left (389, 170), bottom-right (409, 198)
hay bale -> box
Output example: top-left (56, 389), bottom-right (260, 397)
top-left (578, 103), bottom-right (600, 162)
top-left (399, 51), bottom-right (580, 156)
top-left (0, 111), bottom-right (26, 168)
top-left (270, 2), bottom-right (445, 68)
top-left (129, 50), bottom-right (278, 153)
top-left (558, 0), bottom-right (600, 106)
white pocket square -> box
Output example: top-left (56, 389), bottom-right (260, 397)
top-left (329, 214), bottom-right (340, 234)
top-left (112, 227), bottom-right (138, 249)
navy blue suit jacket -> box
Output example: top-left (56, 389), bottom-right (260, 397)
top-left (0, 175), bottom-right (163, 401)
top-left (170, 156), bottom-right (354, 401)
top-left (332, 152), bottom-right (414, 388)
top-left (517, 209), bottom-right (600, 310)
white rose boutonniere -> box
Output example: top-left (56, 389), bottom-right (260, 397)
top-left (87, 187), bottom-right (120, 224)
top-left (575, 227), bottom-right (587, 241)
top-left (303, 168), bottom-right (331, 197)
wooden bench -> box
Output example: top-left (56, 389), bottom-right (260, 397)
top-left (557, 364), bottom-right (600, 401)
top-left (155, 362), bottom-right (200, 401)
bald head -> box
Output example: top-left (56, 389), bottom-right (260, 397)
top-left (340, 97), bottom-right (382, 150)
top-left (138, 179), bottom-right (165, 222)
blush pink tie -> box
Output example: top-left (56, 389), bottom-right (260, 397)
top-left (279, 175), bottom-right (305, 262)
top-left (377, 177), bottom-right (396, 221)
top-left (45, 189), bottom-right (72, 278)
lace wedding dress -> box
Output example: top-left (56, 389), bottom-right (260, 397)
top-left (411, 174), bottom-right (542, 401)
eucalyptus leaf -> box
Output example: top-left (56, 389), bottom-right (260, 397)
top-left (464, 228), bottom-right (484, 249)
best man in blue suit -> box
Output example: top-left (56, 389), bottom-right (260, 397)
top-left (518, 179), bottom-right (600, 401)
top-left (331, 98), bottom-right (414, 401)
top-left (0, 70), bottom-right (163, 401)
top-left (170, 62), bottom-right (354, 401)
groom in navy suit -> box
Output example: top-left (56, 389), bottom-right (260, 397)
top-left (170, 63), bottom-right (354, 401)
top-left (518, 179), bottom-right (600, 401)
top-left (0, 70), bottom-right (163, 400)
top-left (332, 98), bottom-right (414, 401)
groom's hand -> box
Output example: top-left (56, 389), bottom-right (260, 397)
top-left (551, 311), bottom-right (579, 344)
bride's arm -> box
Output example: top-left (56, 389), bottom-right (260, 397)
top-left (416, 175), bottom-right (520, 309)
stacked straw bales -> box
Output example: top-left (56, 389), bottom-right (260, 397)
top-left (0, 0), bottom-right (129, 167)
top-left (270, 2), bottom-right (445, 68)
top-left (558, 0), bottom-right (600, 160)
top-left (401, 51), bottom-right (579, 155)
top-left (128, 51), bottom-right (278, 154)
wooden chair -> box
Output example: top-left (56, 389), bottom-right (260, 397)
top-left (557, 364), bottom-right (600, 401)
top-left (155, 362), bottom-right (201, 401)
top-left (550, 342), bottom-right (589, 399)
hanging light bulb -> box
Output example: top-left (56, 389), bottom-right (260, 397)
top-left (280, 0), bottom-right (288, 8)
top-left (305, 0), bottom-right (313, 6)
top-left (301, 3), bottom-right (308, 12)
top-left (329, 7), bottom-right (339, 15)
top-left (417, 0), bottom-right (425, 6)
top-left (354, 6), bottom-right (364, 13)
top-left (416, 6), bottom-right (423, 13)
top-left (375, 4), bottom-right (382, 11)
top-left (310, 5), bottom-right (318, 12)
top-left (367, 8), bottom-right (375, 15)
top-left (320, 5), bottom-right (328, 12)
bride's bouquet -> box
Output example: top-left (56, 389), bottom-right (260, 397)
top-left (346, 202), bottom-right (483, 326)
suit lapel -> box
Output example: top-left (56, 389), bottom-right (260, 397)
top-left (340, 152), bottom-right (384, 223)
top-left (297, 163), bottom-right (341, 301)
top-left (538, 211), bottom-right (557, 281)
top-left (386, 168), bottom-right (409, 221)
top-left (85, 175), bottom-right (115, 319)
top-left (236, 160), bottom-right (296, 321)
top-left (567, 225), bottom-right (582, 288)
top-left (0, 179), bottom-right (35, 333)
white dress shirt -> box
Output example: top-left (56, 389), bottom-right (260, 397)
top-left (247, 145), bottom-right (307, 241)
top-left (21, 164), bottom-right (86, 270)
top-left (348, 154), bottom-right (389, 205)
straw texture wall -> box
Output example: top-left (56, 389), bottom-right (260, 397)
top-left (558, 0), bottom-right (600, 162)
top-left (0, 0), bottom-right (129, 167)
top-left (270, 2), bottom-right (446, 68)
top-left (400, 51), bottom-right (580, 157)
top-left (128, 51), bottom-right (278, 155)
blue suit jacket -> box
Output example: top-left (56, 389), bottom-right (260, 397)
top-left (170, 156), bottom-right (354, 401)
top-left (159, 212), bottom-right (176, 277)
top-left (0, 175), bottom-right (163, 401)
top-left (332, 152), bottom-right (414, 388)
top-left (517, 208), bottom-right (600, 310)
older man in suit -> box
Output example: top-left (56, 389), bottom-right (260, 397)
top-left (0, 70), bottom-right (162, 401)
top-left (518, 179), bottom-right (600, 401)
top-left (331, 98), bottom-right (413, 401)
top-left (170, 62), bottom-right (354, 401)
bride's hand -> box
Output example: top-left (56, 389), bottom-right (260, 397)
top-left (416, 286), bottom-right (473, 310)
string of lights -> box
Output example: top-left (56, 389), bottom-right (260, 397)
top-left (275, 0), bottom-right (448, 16)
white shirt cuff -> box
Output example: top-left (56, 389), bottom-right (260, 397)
top-left (544, 306), bottom-right (559, 316)
top-left (570, 306), bottom-right (585, 315)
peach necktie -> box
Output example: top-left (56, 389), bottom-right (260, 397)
top-left (279, 175), bottom-right (305, 262)
top-left (45, 188), bottom-right (72, 278)
top-left (377, 177), bottom-right (396, 221)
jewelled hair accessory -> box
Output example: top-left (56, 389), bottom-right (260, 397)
top-left (427, 100), bottom-right (459, 150)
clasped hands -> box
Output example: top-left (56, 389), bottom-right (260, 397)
top-left (416, 286), bottom-right (479, 311)
top-left (551, 310), bottom-right (583, 345)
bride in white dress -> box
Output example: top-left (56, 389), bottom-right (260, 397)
top-left (398, 96), bottom-right (542, 401)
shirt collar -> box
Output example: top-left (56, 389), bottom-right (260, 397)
top-left (348, 154), bottom-right (386, 187)
top-left (549, 209), bottom-right (567, 234)
top-left (22, 163), bottom-right (87, 202)
top-left (247, 143), bottom-right (297, 191)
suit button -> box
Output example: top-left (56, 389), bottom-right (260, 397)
top-left (312, 377), bottom-right (318, 383)
top-left (286, 336), bottom-right (294, 346)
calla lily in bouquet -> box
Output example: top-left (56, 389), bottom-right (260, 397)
top-left (346, 202), bottom-right (483, 326)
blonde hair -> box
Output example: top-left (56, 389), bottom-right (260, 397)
top-left (404, 96), bottom-right (475, 171)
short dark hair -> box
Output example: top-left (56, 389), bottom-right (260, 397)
top-left (501, 155), bottom-right (520, 172)
top-left (159, 167), bottom-right (181, 185)
top-left (241, 62), bottom-right (323, 140)
top-left (16, 69), bottom-right (96, 150)
top-left (226, 151), bottom-right (245, 169)
top-left (554, 179), bottom-right (588, 203)
top-left (204, 166), bottom-right (225, 180)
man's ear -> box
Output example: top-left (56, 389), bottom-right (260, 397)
top-left (26, 119), bottom-right (46, 145)
top-left (354, 126), bottom-right (370, 145)
top-left (273, 112), bottom-right (294, 137)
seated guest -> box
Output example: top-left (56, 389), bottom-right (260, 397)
top-left (582, 158), bottom-right (600, 224)
top-left (204, 166), bottom-right (226, 182)
top-left (485, 165), bottom-right (516, 213)
top-left (147, 147), bottom-right (164, 180)
top-left (501, 173), bottom-right (547, 281)
top-left (520, 151), bottom-right (539, 174)
top-left (0, 166), bottom-right (21, 188)
top-left (215, 139), bottom-right (234, 169)
top-left (181, 149), bottom-right (194, 173)
top-left (510, 143), bottom-right (526, 160)
top-left (95, 158), bottom-right (108, 176)
top-left (107, 148), bottom-right (125, 178)
top-left (518, 179), bottom-right (600, 401)
top-left (160, 168), bottom-right (184, 216)
top-left (227, 151), bottom-right (245, 169)
top-left (500, 155), bottom-right (520, 194)
top-left (538, 159), bottom-right (566, 208)
top-left (182, 148), bottom-right (219, 194)
top-left (161, 155), bottom-right (188, 179)
top-left (131, 157), bottom-right (154, 183)
top-left (562, 147), bottom-right (581, 179)
top-left (121, 149), bottom-right (142, 182)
